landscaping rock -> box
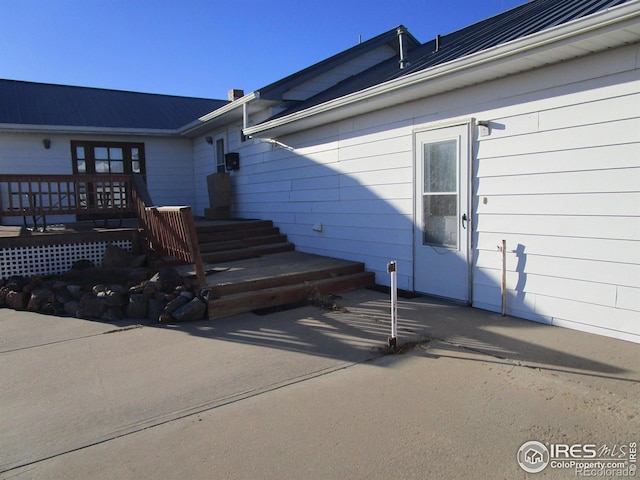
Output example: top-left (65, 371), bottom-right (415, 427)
top-left (126, 294), bottom-right (148, 319)
top-left (147, 297), bottom-right (166, 322)
top-left (150, 267), bottom-right (183, 293)
top-left (179, 291), bottom-right (194, 300)
top-left (27, 287), bottom-right (54, 312)
top-left (102, 307), bottom-right (124, 322)
top-left (0, 286), bottom-right (8, 306)
top-left (164, 295), bottom-right (189, 314)
top-left (78, 293), bottom-right (106, 319)
top-left (6, 275), bottom-right (29, 292)
top-left (71, 259), bottom-right (95, 270)
top-left (0, 262), bottom-right (207, 323)
top-left (104, 289), bottom-right (127, 308)
top-left (6, 290), bottom-right (27, 310)
top-left (142, 281), bottom-right (161, 296)
top-left (102, 244), bottom-right (137, 268)
top-left (171, 297), bottom-right (206, 322)
top-left (64, 300), bottom-right (80, 317)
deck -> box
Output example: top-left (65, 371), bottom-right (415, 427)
top-left (1, 218), bottom-right (375, 320)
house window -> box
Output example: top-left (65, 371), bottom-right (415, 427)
top-left (215, 138), bottom-right (225, 173)
top-left (71, 141), bottom-right (145, 176)
top-left (70, 141), bottom-right (145, 220)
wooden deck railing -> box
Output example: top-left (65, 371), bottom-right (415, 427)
top-left (131, 175), bottom-right (206, 288)
top-left (0, 173), bottom-right (206, 288)
top-left (0, 174), bottom-right (135, 228)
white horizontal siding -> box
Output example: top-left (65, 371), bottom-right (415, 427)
top-left (0, 132), bottom-right (75, 175)
top-left (231, 118), bottom-right (415, 287)
top-left (228, 43), bottom-right (639, 342)
top-left (476, 214), bottom-right (637, 241)
top-left (472, 46), bottom-right (640, 342)
top-left (477, 118), bottom-right (639, 158)
top-left (475, 250), bottom-right (638, 287)
top-left (475, 233), bottom-right (638, 265)
top-left (139, 138), bottom-right (195, 207)
top-left (476, 192), bottom-right (640, 216)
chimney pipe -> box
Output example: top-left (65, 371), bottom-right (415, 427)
top-left (397, 27), bottom-right (409, 69)
top-left (228, 89), bottom-right (244, 101)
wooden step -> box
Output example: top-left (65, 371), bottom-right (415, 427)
top-left (210, 261), bottom-right (367, 297)
top-left (199, 234), bottom-right (288, 253)
top-left (197, 226), bottom-right (280, 244)
top-left (195, 219), bottom-right (273, 235)
top-left (201, 242), bottom-right (295, 264)
top-left (207, 271), bottom-right (375, 320)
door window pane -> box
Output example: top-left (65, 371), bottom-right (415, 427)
top-left (423, 195), bottom-right (457, 248)
top-left (424, 140), bottom-right (456, 193)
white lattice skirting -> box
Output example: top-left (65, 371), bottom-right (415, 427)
top-left (0, 240), bottom-right (132, 278)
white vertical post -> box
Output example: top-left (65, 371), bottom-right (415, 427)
top-left (242, 102), bottom-right (249, 130)
top-left (499, 239), bottom-right (507, 316)
top-left (388, 260), bottom-right (398, 349)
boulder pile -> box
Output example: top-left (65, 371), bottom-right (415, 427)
top-left (0, 245), bottom-right (208, 323)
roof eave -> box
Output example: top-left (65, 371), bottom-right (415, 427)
top-left (0, 123), bottom-right (179, 137)
top-left (244, 1), bottom-right (640, 138)
top-left (178, 91), bottom-right (272, 137)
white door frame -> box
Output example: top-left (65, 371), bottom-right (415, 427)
top-left (413, 119), bottom-right (474, 303)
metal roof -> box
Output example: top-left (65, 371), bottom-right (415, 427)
top-left (265, 0), bottom-right (632, 120)
top-left (257, 25), bottom-right (420, 101)
top-left (0, 79), bottom-right (228, 131)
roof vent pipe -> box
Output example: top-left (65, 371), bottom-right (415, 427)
top-left (397, 27), bottom-right (409, 69)
top-left (435, 34), bottom-right (441, 52)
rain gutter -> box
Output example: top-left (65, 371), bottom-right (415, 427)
top-left (179, 91), bottom-right (260, 137)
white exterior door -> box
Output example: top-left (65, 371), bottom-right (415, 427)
top-left (414, 123), bottom-right (471, 302)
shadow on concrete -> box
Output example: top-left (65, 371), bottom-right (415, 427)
top-left (148, 288), bottom-right (637, 384)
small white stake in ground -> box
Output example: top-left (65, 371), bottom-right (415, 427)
top-left (387, 260), bottom-right (398, 350)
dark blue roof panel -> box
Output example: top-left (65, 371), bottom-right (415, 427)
top-left (0, 80), bottom-right (228, 130)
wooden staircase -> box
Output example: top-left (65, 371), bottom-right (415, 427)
top-left (193, 220), bottom-right (375, 320)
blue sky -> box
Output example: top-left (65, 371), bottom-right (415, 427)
top-left (1, 0), bottom-right (525, 100)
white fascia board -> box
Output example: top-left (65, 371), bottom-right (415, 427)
top-left (0, 123), bottom-right (177, 136)
top-left (178, 91), bottom-right (260, 136)
top-left (244, 1), bottom-right (640, 138)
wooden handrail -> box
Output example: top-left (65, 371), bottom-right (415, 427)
top-left (130, 175), bottom-right (206, 288)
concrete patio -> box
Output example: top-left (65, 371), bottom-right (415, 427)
top-left (1, 288), bottom-right (638, 479)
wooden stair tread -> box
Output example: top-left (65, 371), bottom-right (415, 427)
top-left (199, 234), bottom-right (288, 253)
top-left (207, 271), bottom-right (375, 319)
top-left (201, 242), bottom-right (295, 263)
